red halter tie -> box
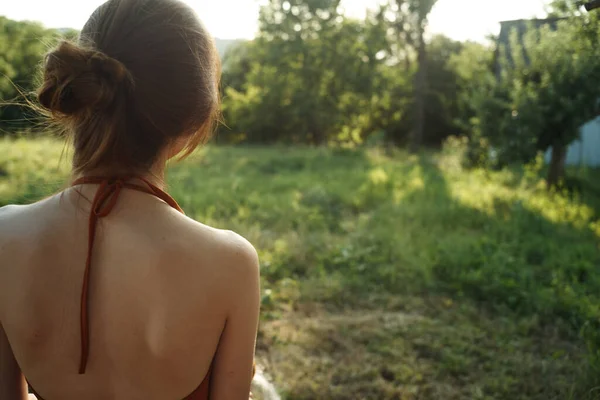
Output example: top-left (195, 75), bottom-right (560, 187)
top-left (71, 176), bottom-right (184, 374)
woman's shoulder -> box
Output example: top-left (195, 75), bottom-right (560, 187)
top-left (0, 200), bottom-right (60, 264)
top-left (0, 204), bottom-right (31, 277)
top-left (0, 203), bottom-right (25, 219)
top-left (0, 196), bottom-right (59, 240)
top-left (209, 228), bottom-right (259, 266)
top-left (0, 205), bottom-right (15, 244)
top-left (172, 217), bottom-right (260, 279)
top-left (0, 203), bottom-right (31, 240)
top-left (167, 218), bottom-right (260, 310)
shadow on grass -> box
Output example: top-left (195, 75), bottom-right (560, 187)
top-left (258, 152), bottom-right (600, 400)
top-left (414, 155), bottom-right (599, 397)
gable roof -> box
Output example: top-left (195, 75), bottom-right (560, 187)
top-left (494, 18), bottom-right (565, 77)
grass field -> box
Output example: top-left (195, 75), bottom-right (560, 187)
top-left (1, 137), bottom-right (600, 400)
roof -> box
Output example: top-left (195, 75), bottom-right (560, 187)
top-left (494, 18), bottom-right (566, 77)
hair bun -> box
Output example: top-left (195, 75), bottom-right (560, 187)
top-left (38, 41), bottom-right (132, 115)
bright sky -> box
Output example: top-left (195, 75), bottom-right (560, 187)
top-left (0, 0), bottom-right (548, 42)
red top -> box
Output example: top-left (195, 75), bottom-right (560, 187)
top-left (29, 177), bottom-right (211, 399)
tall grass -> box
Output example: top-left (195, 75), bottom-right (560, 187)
top-left (1, 136), bottom-right (599, 399)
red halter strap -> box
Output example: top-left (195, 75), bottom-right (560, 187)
top-left (71, 176), bottom-right (184, 374)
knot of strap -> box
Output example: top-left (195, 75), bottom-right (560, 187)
top-left (91, 178), bottom-right (127, 218)
top-left (71, 176), bottom-right (184, 374)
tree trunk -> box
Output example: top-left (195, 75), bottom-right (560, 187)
top-left (411, 23), bottom-right (426, 153)
top-left (313, 128), bottom-right (326, 146)
top-left (547, 143), bottom-right (567, 189)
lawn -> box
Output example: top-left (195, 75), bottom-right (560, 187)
top-left (1, 137), bottom-right (599, 400)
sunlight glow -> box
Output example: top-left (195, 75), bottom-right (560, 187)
top-left (0, 0), bottom-right (547, 42)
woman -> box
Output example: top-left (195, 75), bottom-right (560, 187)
top-left (0, 0), bottom-right (260, 399)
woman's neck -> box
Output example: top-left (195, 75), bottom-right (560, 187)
top-left (73, 160), bottom-right (168, 190)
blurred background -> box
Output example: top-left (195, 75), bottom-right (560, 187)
top-left (1, 0), bottom-right (600, 399)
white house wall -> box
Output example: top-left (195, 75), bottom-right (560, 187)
top-left (545, 117), bottom-right (600, 167)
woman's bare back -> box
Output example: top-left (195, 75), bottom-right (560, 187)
top-left (0, 185), bottom-right (260, 400)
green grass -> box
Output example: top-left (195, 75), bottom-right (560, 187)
top-left (2, 137), bottom-right (600, 399)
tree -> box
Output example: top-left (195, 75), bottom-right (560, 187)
top-left (448, 40), bottom-right (495, 135)
top-left (0, 17), bottom-right (68, 132)
top-left (221, 41), bottom-right (255, 94)
top-left (221, 0), bottom-right (391, 145)
top-left (423, 34), bottom-right (463, 146)
top-left (391, 0), bottom-right (439, 152)
top-left (257, 0), bottom-right (343, 144)
top-left (547, 0), bottom-right (589, 16)
top-left (220, 0), bottom-right (467, 148)
top-left (472, 20), bottom-right (600, 187)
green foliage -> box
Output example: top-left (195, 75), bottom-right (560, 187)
top-left (386, 0), bottom-right (439, 62)
top-left (512, 22), bottom-right (600, 150)
top-left (218, 0), bottom-right (469, 147)
top-left (3, 137), bottom-right (600, 398)
top-left (447, 41), bottom-right (495, 135)
top-left (1, 10), bottom-right (478, 149)
top-left (469, 19), bottom-right (600, 171)
top-left (0, 17), bottom-right (67, 132)
top-left (391, 0), bottom-right (439, 151)
top-left (220, 0), bottom-right (395, 145)
top-left (548, 0), bottom-right (593, 17)
top-left (422, 35), bottom-right (463, 145)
